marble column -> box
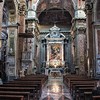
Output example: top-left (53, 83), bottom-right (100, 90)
top-left (76, 27), bottom-right (86, 75)
top-left (17, 0), bottom-right (26, 73)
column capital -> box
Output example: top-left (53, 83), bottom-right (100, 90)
top-left (18, 2), bottom-right (26, 16)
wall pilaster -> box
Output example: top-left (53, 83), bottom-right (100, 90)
top-left (85, 1), bottom-right (94, 77)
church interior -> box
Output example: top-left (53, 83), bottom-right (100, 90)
top-left (0, 0), bottom-right (100, 100)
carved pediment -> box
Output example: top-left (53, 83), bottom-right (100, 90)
top-left (45, 25), bottom-right (65, 39)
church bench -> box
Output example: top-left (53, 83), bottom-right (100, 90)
top-left (72, 84), bottom-right (95, 89)
top-left (4, 80), bottom-right (43, 91)
top-left (0, 87), bottom-right (36, 99)
top-left (73, 84), bottom-right (94, 89)
top-left (92, 88), bottom-right (100, 100)
top-left (64, 77), bottom-right (96, 99)
top-left (70, 81), bottom-right (96, 89)
top-left (63, 75), bottom-right (98, 100)
top-left (16, 74), bottom-right (48, 85)
top-left (84, 92), bottom-right (92, 100)
top-left (70, 81), bottom-right (96, 94)
top-left (0, 84), bottom-right (42, 98)
top-left (6, 80), bottom-right (43, 87)
top-left (92, 96), bottom-right (100, 100)
top-left (0, 84), bottom-right (40, 88)
top-left (6, 81), bottom-right (44, 90)
top-left (0, 95), bottom-right (24, 100)
top-left (9, 80), bottom-right (43, 83)
top-left (74, 86), bottom-right (95, 100)
top-left (25, 74), bottom-right (48, 77)
top-left (15, 78), bottom-right (47, 84)
top-left (72, 84), bottom-right (95, 95)
top-left (15, 77), bottom-right (48, 84)
top-left (64, 77), bottom-right (96, 88)
top-left (15, 77), bottom-right (45, 80)
top-left (0, 86), bottom-right (41, 98)
top-left (23, 74), bottom-right (48, 82)
top-left (63, 76), bottom-right (94, 88)
top-left (0, 91), bottom-right (30, 100)
top-left (0, 84), bottom-right (41, 92)
top-left (13, 79), bottom-right (45, 85)
top-left (74, 87), bottom-right (94, 100)
top-left (22, 74), bottom-right (48, 80)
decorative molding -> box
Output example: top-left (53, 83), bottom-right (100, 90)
top-left (18, 3), bottom-right (26, 15)
top-left (85, 1), bottom-right (93, 12)
top-left (50, 0), bottom-right (60, 4)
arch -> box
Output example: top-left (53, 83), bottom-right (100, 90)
top-left (2, 0), bottom-right (17, 25)
top-left (38, 8), bottom-right (72, 26)
top-left (36, 0), bottom-right (75, 18)
top-left (1, 0), bottom-right (17, 41)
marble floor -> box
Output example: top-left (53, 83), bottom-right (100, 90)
top-left (40, 76), bottom-right (72, 100)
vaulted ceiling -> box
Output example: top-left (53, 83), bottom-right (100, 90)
top-left (36, 0), bottom-right (74, 17)
top-left (38, 8), bottom-right (72, 26)
top-left (36, 0), bottom-right (74, 26)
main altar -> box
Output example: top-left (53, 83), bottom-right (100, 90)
top-left (44, 25), bottom-right (66, 77)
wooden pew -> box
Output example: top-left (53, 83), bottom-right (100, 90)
top-left (0, 84), bottom-right (41, 99)
top-left (0, 87), bottom-right (36, 99)
top-left (8, 80), bottom-right (43, 84)
top-left (0, 91), bottom-right (30, 100)
top-left (0, 95), bottom-right (24, 100)
top-left (1, 74), bottom-right (48, 100)
top-left (19, 74), bottom-right (48, 83)
top-left (63, 75), bottom-right (97, 100)
top-left (93, 96), bottom-right (100, 100)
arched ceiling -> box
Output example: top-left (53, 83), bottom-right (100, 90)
top-left (2, 0), bottom-right (16, 28)
top-left (36, 0), bottom-right (75, 18)
top-left (32, 0), bottom-right (75, 32)
top-left (38, 8), bottom-right (72, 26)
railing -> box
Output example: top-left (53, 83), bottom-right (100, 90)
top-left (22, 51), bottom-right (32, 62)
